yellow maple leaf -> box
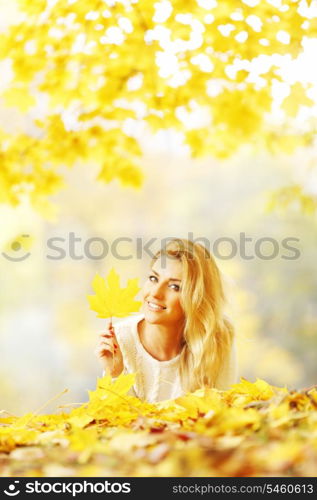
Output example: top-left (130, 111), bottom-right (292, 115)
top-left (227, 377), bottom-right (281, 406)
top-left (174, 390), bottom-right (225, 418)
top-left (97, 372), bottom-right (137, 397)
top-left (87, 267), bottom-right (142, 319)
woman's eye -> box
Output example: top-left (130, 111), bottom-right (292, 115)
top-left (148, 275), bottom-right (180, 290)
top-left (170, 284), bottom-right (180, 291)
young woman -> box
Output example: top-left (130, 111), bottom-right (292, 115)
top-left (95, 238), bottom-right (238, 403)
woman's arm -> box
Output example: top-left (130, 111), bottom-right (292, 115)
top-left (98, 317), bottom-right (142, 399)
top-left (95, 322), bottom-right (124, 377)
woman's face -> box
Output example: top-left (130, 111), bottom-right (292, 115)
top-left (141, 256), bottom-right (185, 327)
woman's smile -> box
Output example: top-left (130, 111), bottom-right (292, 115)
top-left (147, 300), bottom-right (166, 311)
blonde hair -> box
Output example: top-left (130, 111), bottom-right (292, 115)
top-left (151, 238), bottom-right (235, 393)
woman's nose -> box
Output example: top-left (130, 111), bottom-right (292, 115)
top-left (152, 281), bottom-right (165, 298)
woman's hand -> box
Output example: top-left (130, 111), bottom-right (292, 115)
top-left (95, 322), bottom-right (124, 377)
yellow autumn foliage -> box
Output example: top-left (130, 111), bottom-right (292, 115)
top-left (1, 374), bottom-right (317, 477)
top-left (0, 0), bottom-right (316, 212)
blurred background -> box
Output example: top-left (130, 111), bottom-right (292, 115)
top-left (1, 0), bottom-right (317, 415)
top-left (1, 136), bottom-right (316, 415)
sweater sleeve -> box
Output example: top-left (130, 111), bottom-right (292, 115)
top-left (214, 336), bottom-right (239, 390)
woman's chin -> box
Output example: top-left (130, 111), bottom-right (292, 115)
top-left (144, 309), bottom-right (165, 323)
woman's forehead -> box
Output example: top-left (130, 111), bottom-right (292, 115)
top-left (152, 256), bottom-right (183, 278)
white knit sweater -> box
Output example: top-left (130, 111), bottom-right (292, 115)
top-left (102, 313), bottom-right (239, 403)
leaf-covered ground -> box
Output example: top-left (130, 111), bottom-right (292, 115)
top-left (1, 375), bottom-right (317, 477)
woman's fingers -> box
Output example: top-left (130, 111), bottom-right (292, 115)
top-left (95, 346), bottom-right (113, 359)
top-left (99, 329), bottom-right (114, 338)
top-left (98, 330), bottom-right (118, 346)
top-left (99, 329), bottom-right (114, 336)
top-left (107, 321), bottom-right (114, 333)
top-left (96, 339), bottom-right (113, 349)
top-left (95, 325), bottom-right (120, 365)
top-left (94, 347), bottom-right (111, 359)
top-left (96, 338), bottom-right (118, 355)
top-left (100, 340), bottom-right (115, 351)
